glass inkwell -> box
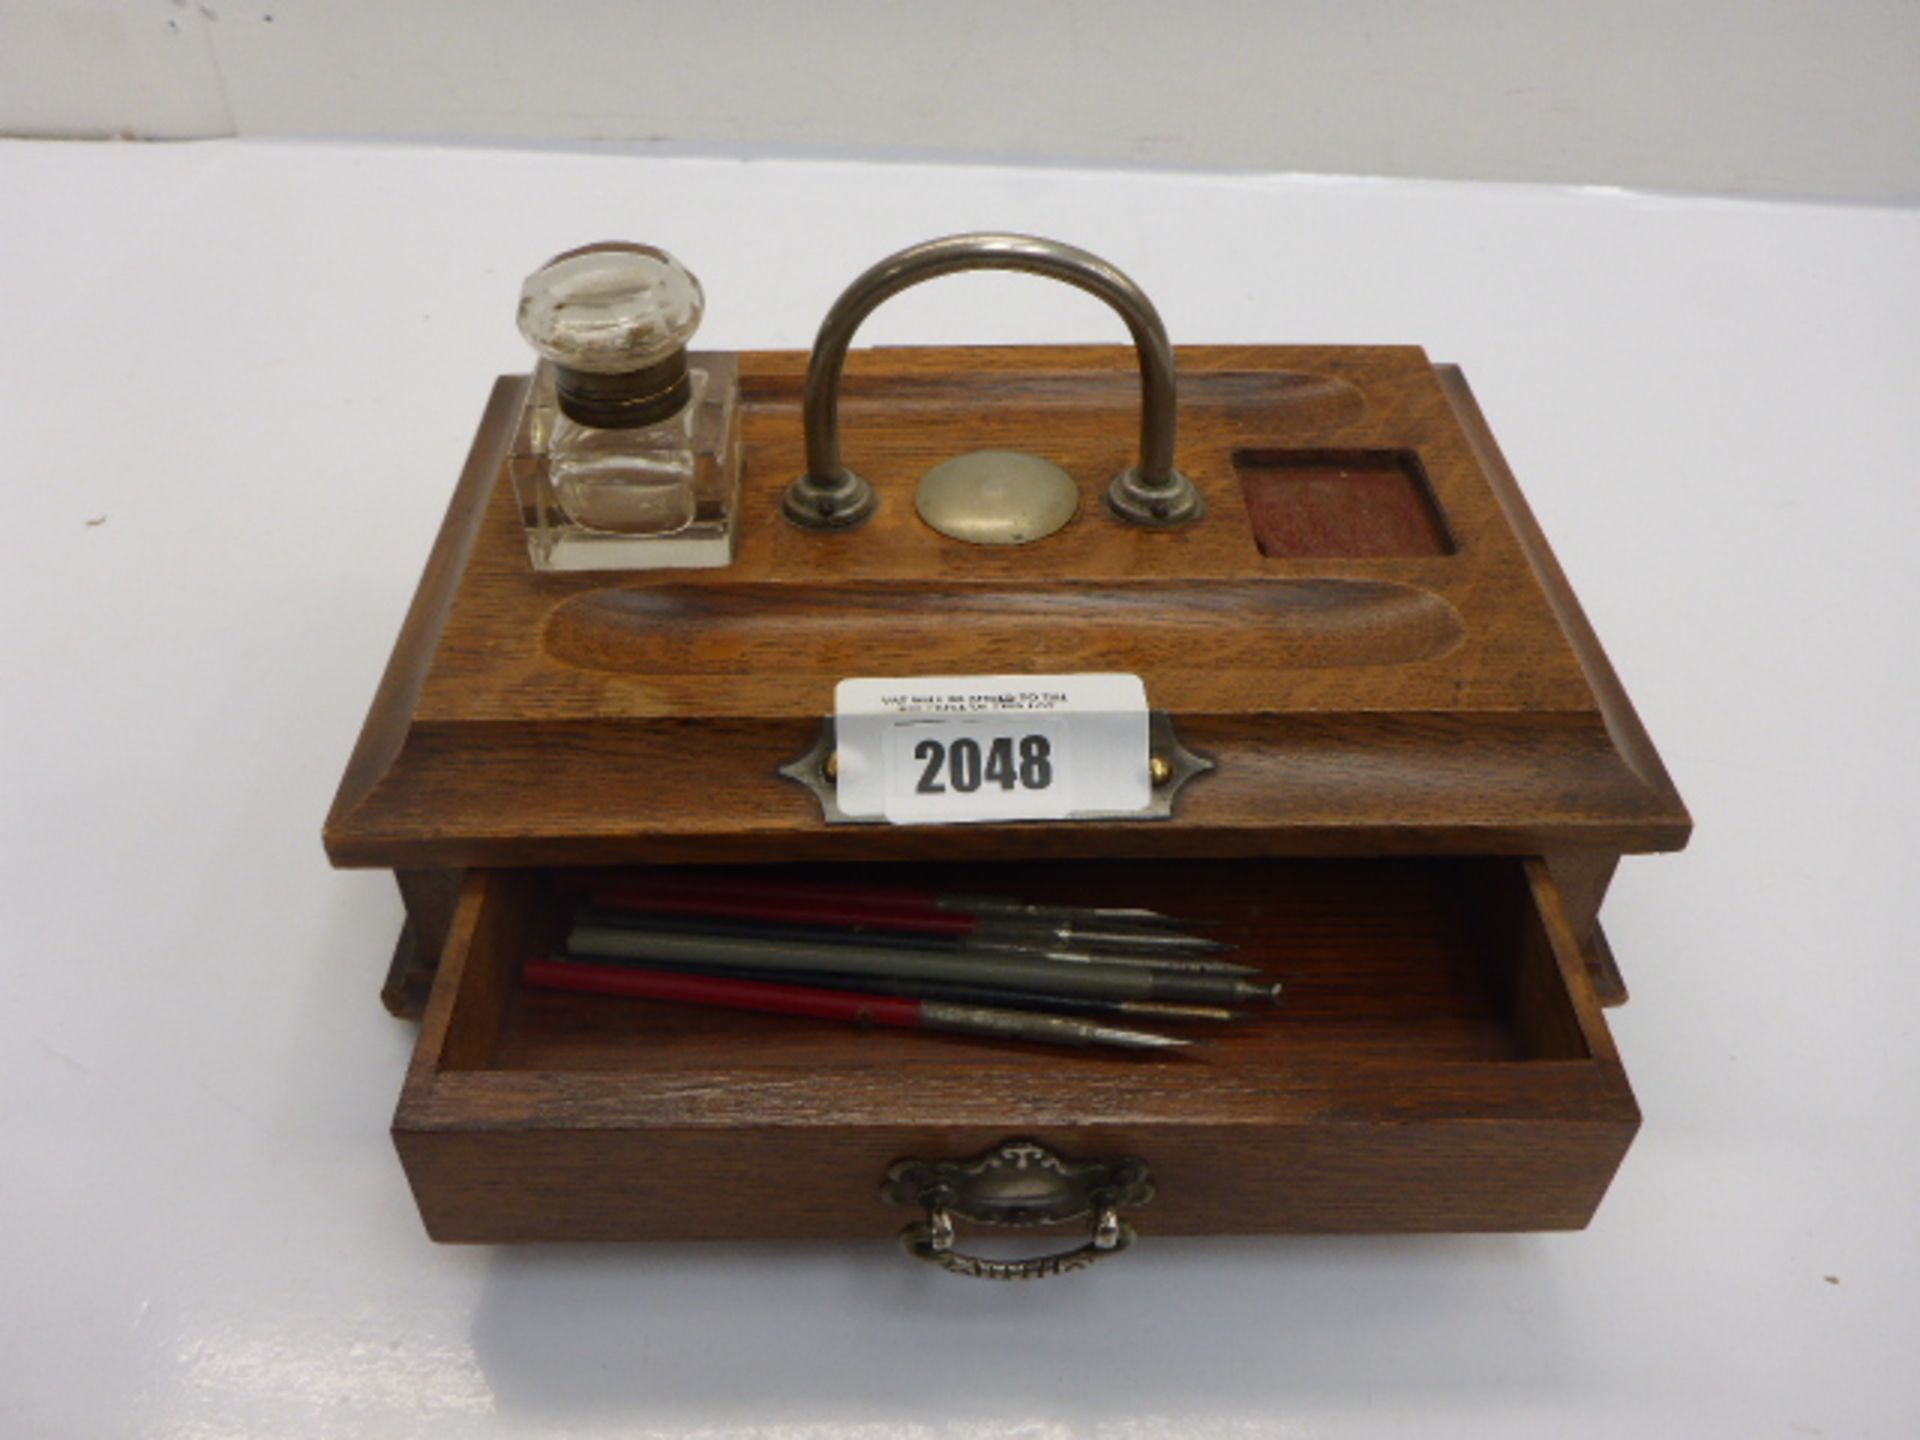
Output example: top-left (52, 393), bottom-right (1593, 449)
top-left (509, 243), bottom-right (741, 570)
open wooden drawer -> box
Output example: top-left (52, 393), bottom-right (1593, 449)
top-left (394, 854), bottom-right (1637, 1245)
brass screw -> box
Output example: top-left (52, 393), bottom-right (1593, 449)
top-left (824, 751), bottom-right (840, 781)
top-left (1149, 754), bottom-right (1172, 786)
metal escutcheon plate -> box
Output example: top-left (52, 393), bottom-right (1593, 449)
top-left (778, 711), bottom-right (1212, 825)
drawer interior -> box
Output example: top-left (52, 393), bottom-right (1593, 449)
top-left (443, 858), bottom-right (1592, 1073)
top-left (396, 856), bottom-right (1637, 1241)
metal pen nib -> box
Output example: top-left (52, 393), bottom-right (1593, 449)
top-left (918, 1001), bottom-right (1192, 1051)
top-left (1085, 906), bottom-right (1209, 926)
top-left (1116, 1000), bottom-right (1242, 1022)
top-left (1077, 952), bottom-right (1258, 978)
top-left (1074, 1024), bottom-right (1193, 1052)
top-left (981, 921), bottom-right (1232, 955)
top-left (1224, 979), bottom-right (1284, 1007)
top-left (961, 937), bottom-right (1258, 977)
top-left (946, 896), bottom-right (1197, 929)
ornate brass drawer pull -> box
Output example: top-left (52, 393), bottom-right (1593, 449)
top-left (783, 232), bottom-right (1205, 532)
top-left (883, 1138), bottom-right (1154, 1279)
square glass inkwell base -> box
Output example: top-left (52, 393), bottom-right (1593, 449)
top-left (509, 355), bottom-right (740, 572)
top-left (508, 244), bottom-right (742, 572)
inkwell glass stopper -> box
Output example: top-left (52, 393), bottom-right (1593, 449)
top-left (517, 243), bottom-right (705, 429)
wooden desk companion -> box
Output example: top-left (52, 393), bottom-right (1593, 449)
top-left (325, 235), bottom-right (1688, 1270)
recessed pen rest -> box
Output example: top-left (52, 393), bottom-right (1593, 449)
top-left (544, 580), bottom-right (1467, 676)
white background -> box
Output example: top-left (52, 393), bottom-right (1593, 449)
top-left (4, 0), bottom-right (1920, 203)
top-left (1, 137), bottom-right (1916, 1437)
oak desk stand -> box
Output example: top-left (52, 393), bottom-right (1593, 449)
top-left (325, 342), bottom-right (1688, 1257)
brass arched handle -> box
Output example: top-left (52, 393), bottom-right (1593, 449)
top-left (781, 233), bottom-right (1204, 531)
top-left (883, 1138), bottom-right (1154, 1280)
top-left (899, 1203), bottom-right (1136, 1280)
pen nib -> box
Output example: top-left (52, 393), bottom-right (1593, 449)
top-left (1082, 1024), bottom-right (1193, 1051)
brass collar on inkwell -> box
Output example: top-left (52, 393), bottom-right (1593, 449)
top-left (519, 241), bottom-right (699, 429)
top-left (551, 347), bottom-right (690, 429)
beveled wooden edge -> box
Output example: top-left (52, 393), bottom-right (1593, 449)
top-left (332, 815), bottom-right (1690, 872)
top-left (1438, 365), bottom-right (1690, 838)
top-left (323, 377), bottom-right (529, 857)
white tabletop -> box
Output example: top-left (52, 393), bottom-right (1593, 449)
top-left (3, 137), bottom-right (1915, 1439)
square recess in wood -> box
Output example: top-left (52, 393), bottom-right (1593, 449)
top-left (1236, 448), bottom-right (1455, 557)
